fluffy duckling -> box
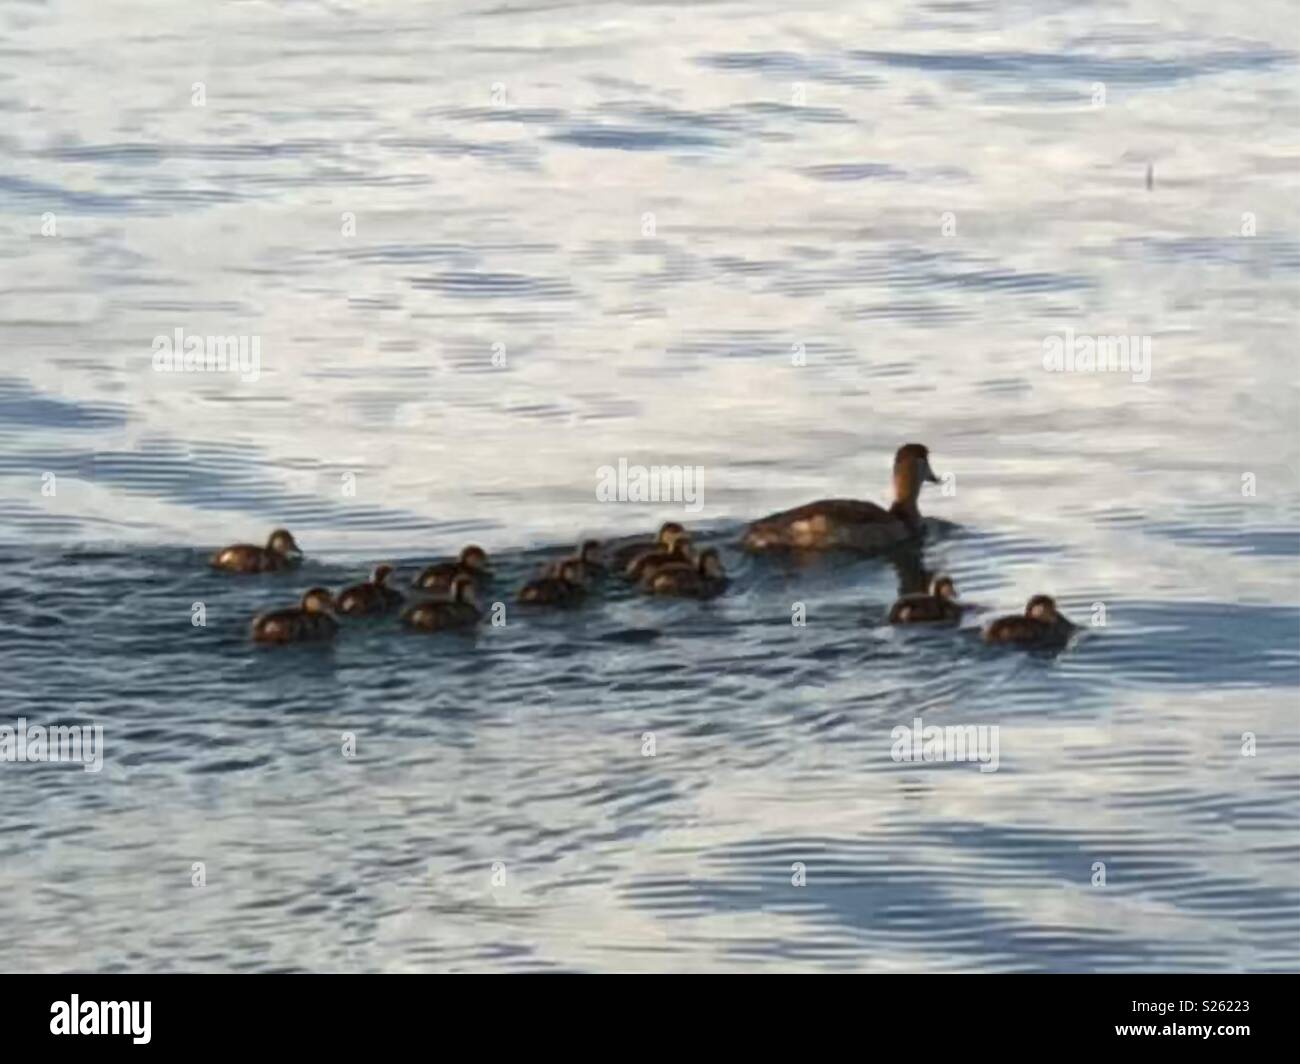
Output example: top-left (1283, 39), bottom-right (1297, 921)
top-left (610, 522), bottom-right (687, 571)
top-left (889, 575), bottom-right (962, 625)
top-left (336, 564), bottom-right (404, 616)
top-left (517, 559), bottom-right (588, 607)
top-left (643, 547), bottom-right (729, 599)
top-left (251, 587), bottom-right (337, 644)
top-left (401, 574), bottom-right (481, 632)
top-left (412, 545), bottom-right (491, 593)
top-left (984, 594), bottom-right (1075, 648)
top-left (625, 526), bottom-right (693, 581)
top-left (212, 528), bottom-right (302, 573)
top-left (742, 444), bottom-right (940, 553)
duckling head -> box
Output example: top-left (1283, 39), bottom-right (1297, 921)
top-left (657, 521), bottom-right (686, 545)
top-left (663, 529), bottom-right (692, 554)
top-left (1026, 594), bottom-right (1058, 621)
top-left (370, 564), bottom-right (395, 586)
top-left (697, 547), bottom-right (726, 579)
top-left (931, 575), bottom-right (958, 600)
top-left (301, 587), bottom-right (335, 613)
top-left (449, 574), bottom-right (478, 605)
top-left (267, 528), bottom-right (302, 557)
top-left (893, 443), bottom-right (940, 506)
top-left (459, 545), bottom-right (490, 572)
top-left (578, 539), bottom-right (603, 565)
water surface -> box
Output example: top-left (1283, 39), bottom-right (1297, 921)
top-left (0, 0), bottom-right (1297, 972)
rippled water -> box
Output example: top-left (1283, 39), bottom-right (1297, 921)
top-left (1, 1), bottom-right (1298, 972)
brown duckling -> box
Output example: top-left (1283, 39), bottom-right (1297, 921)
top-left (643, 547), bottom-right (729, 599)
top-left (401, 574), bottom-right (481, 632)
top-left (625, 526), bottom-right (693, 581)
top-left (251, 587), bottom-right (337, 644)
top-left (412, 545), bottom-right (491, 593)
top-left (984, 594), bottom-right (1076, 648)
top-left (336, 564), bottom-right (404, 616)
top-left (742, 443), bottom-right (940, 553)
top-left (517, 559), bottom-right (588, 607)
top-left (610, 522), bottom-right (687, 571)
top-left (212, 528), bottom-right (302, 573)
top-left (889, 574), bottom-right (962, 625)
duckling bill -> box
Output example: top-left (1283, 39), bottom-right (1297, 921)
top-left (889, 575), bottom-right (962, 625)
top-left (742, 444), bottom-right (940, 553)
top-left (251, 587), bottom-right (337, 644)
top-left (213, 528), bottom-right (302, 573)
top-left (984, 595), bottom-right (1075, 648)
top-left (336, 564), bottom-right (404, 616)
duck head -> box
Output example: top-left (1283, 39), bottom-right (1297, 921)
top-left (459, 545), bottom-right (490, 573)
top-left (657, 521), bottom-right (686, 546)
top-left (300, 587), bottom-right (335, 614)
top-left (267, 528), bottom-right (302, 558)
top-left (696, 548), bottom-right (726, 579)
top-left (931, 574), bottom-right (958, 601)
top-left (1026, 594), bottom-right (1062, 622)
top-left (370, 564), bottom-right (395, 587)
top-left (893, 442), bottom-right (939, 504)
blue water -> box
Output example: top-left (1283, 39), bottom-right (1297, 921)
top-left (0, 0), bottom-right (1297, 972)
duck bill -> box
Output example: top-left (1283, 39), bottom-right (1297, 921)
top-left (920, 458), bottom-right (940, 484)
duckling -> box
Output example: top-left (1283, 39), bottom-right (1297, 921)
top-left (643, 547), bottom-right (729, 599)
top-left (610, 522), bottom-right (686, 571)
top-left (625, 526), bottom-right (693, 581)
top-left (401, 574), bottom-right (481, 632)
top-left (741, 444), bottom-right (940, 553)
top-left (251, 587), bottom-right (337, 644)
top-left (336, 564), bottom-right (404, 616)
top-left (517, 559), bottom-right (588, 607)
top-left (984, 594), bottom-right (1076, 647)
top-left (212, 528), bottom-right (302, 573)
top-left (412, 545), bottom-right (491, 593)
top-left (889, 574), bottom-right (962, 625)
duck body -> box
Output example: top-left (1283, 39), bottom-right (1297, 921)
top-left (401, 600), bottom-right (481, 631)
top-left (742, 444), bottom-right (939, 554)
top-left (401, 575), bottom-right (482, 632)
top-left (251, 588), bottom-right (337, 644)
top-left (212, 528), bottom-right (302, 573)
top-left (336, 565), bottom-right (404, 616)
top-left (984, 595), bottom-right (1075, 648)
top-left (610, 522), bottom-right (686, 571)
top-left (743, 499), bottom-right (918, 552)
top-left (889, 575), bottom-right (962, 625)
top-left (412, 545), bottom-right (490, 593)
top-left (643, 549), bottom-right (729, 600)
top-left (517, 574), bottom-right (585, 607)
top-left (626, 540), bottom-right (693, 582)
top-left (518, 559), bottom-right (588, 608)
